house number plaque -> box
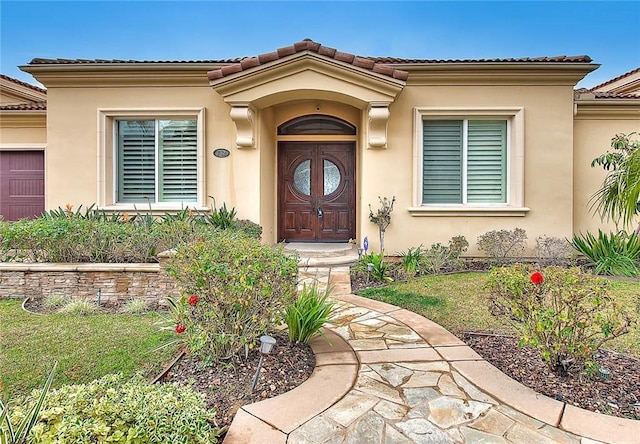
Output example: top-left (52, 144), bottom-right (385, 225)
top-left (213, 148), bottom-right (230, 158)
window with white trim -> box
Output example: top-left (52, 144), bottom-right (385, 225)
top-left (411, 107), bottom-right (527, 216)
top-left (422, 119), bottom-right (507, 204)
top-left (115, 118), bottom-right (197, 204)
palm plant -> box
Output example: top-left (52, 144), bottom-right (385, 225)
top-left (590, 132), bottom-right (640, 232)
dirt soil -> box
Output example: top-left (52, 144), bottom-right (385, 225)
top-left (464, 333), bottom-right (640, 420)
top-left (160, 332), bottom-right (315, 432)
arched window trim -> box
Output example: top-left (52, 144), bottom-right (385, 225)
top-left (277, 114), bottom-right (356, 135)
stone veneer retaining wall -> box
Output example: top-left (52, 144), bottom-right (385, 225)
top-left (0, 251), bottom-right (176, 306)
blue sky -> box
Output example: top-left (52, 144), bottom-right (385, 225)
top-left (1, 1), bottom-right (639, 89)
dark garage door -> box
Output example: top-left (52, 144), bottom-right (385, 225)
top-left (0, 151), bottom-right (45, 221)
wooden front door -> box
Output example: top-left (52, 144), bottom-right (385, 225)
top-left (278, 142), bottom-right (355, 242)
top-left (0, 151), bottom-right (45, 221)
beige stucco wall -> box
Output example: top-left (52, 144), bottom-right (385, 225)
top-left (26, 59), bottom-right (602, 255)
top-left (0, 113), bottom-right (46, 144)
top-left (359, 84), bottom-right (577, 256)
top-left (43, 84), bottom-right (267, 223)
top-left (573, 108), bottom-right (640, 235)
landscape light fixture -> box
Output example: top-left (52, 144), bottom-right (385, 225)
top-left (251, 335), bottom-right (276, 392)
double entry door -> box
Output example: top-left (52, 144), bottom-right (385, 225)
top-left (278, 142), bottom-right (355, 242)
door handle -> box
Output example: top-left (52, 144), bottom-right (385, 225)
top-left (317, 208), bottom-right (323, 218)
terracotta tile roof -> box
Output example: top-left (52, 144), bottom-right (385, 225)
top-left (369, 55), bottom-right (593, 64)
top-left (590, 91), bottom-right (640, 99)
top-left (574, 89), bottom-right (640, 100)
top-left (29, 57), bottom-right (240, 65)
top-left (0, 101), bottom-right (47, 111)
top-left (0, 74), bottom-right (46, 93)
top-left (207, 39), bottom-right (410, 82)
top-left (590, 66), bottom-right (640, 91)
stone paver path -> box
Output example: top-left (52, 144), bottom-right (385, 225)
top-left (224, 266), bottom-right (639, 444)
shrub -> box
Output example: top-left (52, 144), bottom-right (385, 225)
top-left (234, 219), bottom-right (263, 240)
top-left (1, 362), bottom-right (57, 444)
top-left (486, 264), bottom-right (632, 375)
top-left (285, 284), bottom-right (335, 343)
top-left (119, 298), bottom-right (150, 315)
top-left (203, 201), bottom-right (237, 230)
top-left (477, 228), bottom-right (527, 263)
top-left (421, 236), bottom-right (469, 274)
top-left (571, 230), bottom-right (640, 277)
top-left (5, 374), bottom-right (218, 443)
top-left (0, 203), bottom-right (262, 263)
top-left (166, 232), bottom-right (298, 363)
top-left (361, 251), bottom-right (393, 282)
top-left (399, 245), bottom-right (424, 276)
top-left (42, 294), bottom-right (70, 310)
top-left (535, 235), bottom-right (573, 266)
top-left (57, 300), bottom-right (101, 315)
top-left (368, 195), bottom-right (396, 252)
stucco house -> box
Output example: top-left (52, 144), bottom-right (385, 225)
top-left (1, 39), bottom-right (638, 255)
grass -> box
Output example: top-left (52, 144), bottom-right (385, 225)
top-left (0, 300), bottom-right (177, 400)
top-left (358, 272), bottom-right (640, 359)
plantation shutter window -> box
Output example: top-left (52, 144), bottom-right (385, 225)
top-left (159, 120), bottom-right (198, 202)
top-left (422, 119), bottom-right (507, 205)
top-left (116, 119), bottom-right (198, 204)
top-left (467, 120), bottom-right (507, 203)
top-left (117, 120), bottom-right (156, 203)
top-left (423, 120), bottom-right (463, 204)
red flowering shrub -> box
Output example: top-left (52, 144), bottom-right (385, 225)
top-left (486, 264), bottom-right (632, 375)
top-left (530, 271), bottom-right (544, 285)
top-left (166, 231), bottom-right (298, 363)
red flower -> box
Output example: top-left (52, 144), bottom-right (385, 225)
top-left (175, 324), bottom-right (186, 334)
top-left (530, 272), bottom-right (544, 285)
top-left (188, 294), bottom-right (199, 306)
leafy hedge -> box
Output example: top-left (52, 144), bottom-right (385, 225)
top-left (0, 205), bottom-right (262, 263)
top-left (6, 374), bottom-right (219, 443)
top-left (165, 232), bottom-right (299, 363)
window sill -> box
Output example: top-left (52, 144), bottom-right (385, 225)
top-left (408, 206), bottom-right (530, 217)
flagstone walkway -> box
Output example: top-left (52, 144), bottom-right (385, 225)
top-left (223, 266), bottom-right (639, 444)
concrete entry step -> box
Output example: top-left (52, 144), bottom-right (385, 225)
top-left (283, 243), bottom-right (360, 267)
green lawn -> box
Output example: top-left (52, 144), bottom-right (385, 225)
top-left (358, 272), bottom-right (640, 359)
top-left (0, 300), bottom-right (178, 400)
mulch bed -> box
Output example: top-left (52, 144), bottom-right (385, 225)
top-left (160, 332), bottom-right (315, 432)
top-left (464, 333), bottom-right (640, 420)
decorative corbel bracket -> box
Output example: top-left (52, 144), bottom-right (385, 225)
top-left (230, 105), bottom-right (255, 149)
top-left (368, 103), bottom-right (391, 149)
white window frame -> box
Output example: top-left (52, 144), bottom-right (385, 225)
top-left (410, 107), bottom-right (528, 217)
top-left (97, 108), bottom-right (206, 212)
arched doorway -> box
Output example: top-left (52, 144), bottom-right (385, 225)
top-left (277, 115), bottom-right (356, 242)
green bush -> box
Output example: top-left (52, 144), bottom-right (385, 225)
top-left (166, 232), bottom-right (298, 363)
top-left (421, 236), bottom-right (469, 274)
top-left (486, 264), bottom-right (632, 374)
top-left (571, 230), bottom-right (640, 277)
top-left (234, 219), bottom-right (263, 240)
top-left (57, 300), bottom-right (101, 315)
top-left (42, 294), bottom-right (70, 310)
top-left (399, 245), bottom-right (424, 276)
top-left (1, 362), bottom-right (56, 444)
top-left (477, 228), bottom-right (527, 263)
top-left (0, 204), bottom-right (263, 263)
top-left (285, 284), bottom-right (335, 343)
top-left (5, 374), bottom-right (218, 443)
top-left (361, 251), bottom-right (393, 282)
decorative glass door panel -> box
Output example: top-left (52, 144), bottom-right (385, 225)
top-left (278, 142), bottom-right (355, 242)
